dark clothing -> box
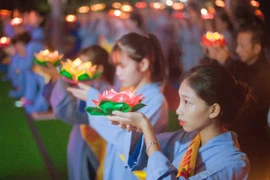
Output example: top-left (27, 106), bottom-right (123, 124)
top-left (201, 56), bottom-right (270, 180)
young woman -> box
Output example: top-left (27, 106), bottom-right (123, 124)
top-left (67, 33), bottom-right (169, 180)
top-left (41, 45), bottom-right (114, 180)
top-left (107, 65), bottom-right (252, 179)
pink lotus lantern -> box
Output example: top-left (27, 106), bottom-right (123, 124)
top-left (86, 89), bottom-right (146, 115)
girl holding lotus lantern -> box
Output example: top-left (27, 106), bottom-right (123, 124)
top-left (67, 33), bottom-right (169, 180)
top-left (107, 65), bottom-right (252, 179)
top-left (41, 45), bottom-right (114, 180)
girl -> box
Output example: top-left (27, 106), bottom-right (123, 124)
top-left (41, 45), bottom-right (114, 180)
top-left (68, 33), bottom-right (168, 180)
top-left (107, 65), bottom-right (252, 179)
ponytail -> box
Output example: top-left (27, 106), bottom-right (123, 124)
top-left (111, 33), bottom-right (167, 83)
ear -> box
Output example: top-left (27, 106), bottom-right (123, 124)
top-left (209, 103), bottom-right (220, 119)
top-left (139, 58), bottom-right (150, 72)
top-left (254, 44), bottom-right (262, 55)
top-left (97, 65), bottom-right (104, 73)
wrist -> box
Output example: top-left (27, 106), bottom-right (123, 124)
top-left (140, 115), bottom-right (152, 133)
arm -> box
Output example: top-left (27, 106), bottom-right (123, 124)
top-left (86, 86), bottom-right (168, 152)
top-left (50, 78), bottom-right (88, 125)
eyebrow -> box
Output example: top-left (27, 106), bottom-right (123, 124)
top-left (180, 94), bottom-right (192, 100)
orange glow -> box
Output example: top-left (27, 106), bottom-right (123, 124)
top-left (0, 9), bottom-right (12, 16)
top-left (77, 6), bottom-right (90, 14)
top-left (215, 0), bottom-right (225, 7)
top-left (91, 3), bottom-right (106, 11)
top-left (0, 37), bottom-right (11, 45)
top-left (172, 3), bottom-right (184, 10)
top-left (65, 14), bottom-right (77, 23)
top-left (201, 8), bottom-right (208, 15)
top-left (135, 2), bottom-right (148, 9)
top-left (208, 6), bottom-right (216, 14)
top-left (166, 0), bottom-right (173, 6)
top-left (150, 2), bottom-right (165, 10)
top-left (114, 10), bottom-right (121, 17)
top-left (250, 0), bottom-right (260, 7)
top-left (121, 4), bottom-right (133, 12)
top-left (254, 9), bottom-right (263, 16)
top-left (10, 17), bottom-right (23, 26)
top-left (112, 2), bottom-right (121, 9)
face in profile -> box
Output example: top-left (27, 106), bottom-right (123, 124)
top-left (236, 32), bottom-right (261, 65)
top-left (176, 79), bottom-right (212, 132)
top-left (113, 50), bottom-right (144, 88)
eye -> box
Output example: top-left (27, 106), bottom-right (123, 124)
top-left (185, 100), bottom-right (191, 105)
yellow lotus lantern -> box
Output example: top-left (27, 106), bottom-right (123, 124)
top-left (60, 58), bottom-right (102, 84)
top-left (34, 49), bottom-right (63, 66)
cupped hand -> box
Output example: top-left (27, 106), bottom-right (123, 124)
top-left (66, 82), bottom-right (90, 101)
top-left (107, 111), bottom-right (148, 132)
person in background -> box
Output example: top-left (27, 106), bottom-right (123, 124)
top-left (40, 45), bottom-right (114, 180)
top-left (233, 25), bottom-right (270, 180)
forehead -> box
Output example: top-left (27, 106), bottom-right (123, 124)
top-left (179, 80), bottom-right (197, 98)
top-left (112, 50), bottom-right (129, 65)
top-left (237, 32), bottom-right (252, 43)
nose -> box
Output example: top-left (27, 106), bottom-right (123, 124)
top-left (116, 66), bottom-right (121, 77)
top-left (176, 102), bottom-right (184, 117)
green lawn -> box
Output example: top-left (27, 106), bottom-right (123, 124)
top-left (0, 72), bottom-right (181, 180)
top-left (0, 79), bottom-right (71, 180)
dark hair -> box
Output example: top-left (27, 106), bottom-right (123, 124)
top-left (215, 10), bottom-right (234, 33)
top-left (182, 65), bottom-right (254, 125)
top-left (129, 11), bottom-right (144, 30)
top-left (238, 25), bottom-right (265, 48)
top-left (111, 33), bottom-right (167, 83)
top-left (12, 32), bottom-right (31, 44)
top-left (79, 45), bottom-right (114, 85)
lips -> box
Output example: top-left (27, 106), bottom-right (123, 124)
top-left (179, 120), bottom-right (185, 126)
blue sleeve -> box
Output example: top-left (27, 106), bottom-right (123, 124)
top-left (50, 79), bottom-right (88, 125)
top-left (86, 86), bottom-right (168, 153)
top-left (188, 157), bottom-right (250, 180)
top-left (146, 151), bottom-right (178, 180)
top-left (146, 144), bottom-right (250, 180)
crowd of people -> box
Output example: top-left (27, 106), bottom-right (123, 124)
top-left (0, 1), bottom-right (269, 179)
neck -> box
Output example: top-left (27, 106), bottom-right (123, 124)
top-left (247, 55), bottom-right (260, 65)
top-left (134, 73), bottom-right (152, 91)
top-left (199, 122), bottom-right (226, 146)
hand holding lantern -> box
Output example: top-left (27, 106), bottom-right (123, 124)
top-left (85, 89), bottom-right (146, 115)
top-left (201, 32), bottom-right (226, 47)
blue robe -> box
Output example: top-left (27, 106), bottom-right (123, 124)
top-left (50, 79), bottom-right (112, 180)
top-left (24, 71), bottom-right (49, 114)
top-left (86, 82), bottom-right (168, 180)
top-left (78, 22), bottom-right (99, 49)
top-left (129, 131), bottom-right (250, 180)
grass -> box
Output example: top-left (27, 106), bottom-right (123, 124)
top-left (0, 77), bottom-right (71, 180)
